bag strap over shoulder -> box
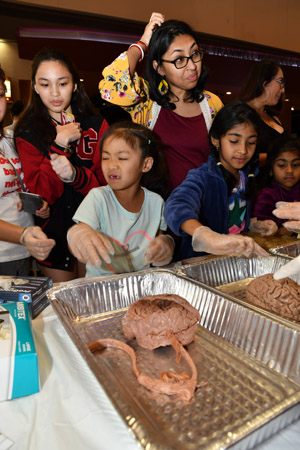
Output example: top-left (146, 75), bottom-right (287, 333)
top-left (6, 158), bottom-right (26, 191)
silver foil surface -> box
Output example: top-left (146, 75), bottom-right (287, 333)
top-left (269, 241), bottom-right (300, 259)
top-left (176, 254), bottom-right (300, 329)
top-left (47, 269), bottom-right (300, 449)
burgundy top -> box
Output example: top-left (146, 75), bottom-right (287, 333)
top-left (153, 108), bottom-right (210, 191)
top-left (251, 180), bottom-right (300, 227)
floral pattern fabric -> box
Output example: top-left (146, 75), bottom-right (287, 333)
top-left (99, 51), bottom-right (223, 128)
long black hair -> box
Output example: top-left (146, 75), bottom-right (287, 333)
top-left (15, 48), bottom-right (98, 155)
top-left (209, 101), bottom-right (261, 198)
top-left (259, 136), bottom-right (300, 189)
top-left (100, 121), bottom-right (170, 199)
top-left (146, 20), bottom-right (208, 110)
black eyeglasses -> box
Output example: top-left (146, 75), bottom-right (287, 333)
top-left (272, 77), bottom-right (285, 88)
top-left (160, 49), bottom-right (204, 69)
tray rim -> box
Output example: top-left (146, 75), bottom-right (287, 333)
top-left (269, 241), bottom-right (300, 259)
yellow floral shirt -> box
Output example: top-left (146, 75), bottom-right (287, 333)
top-left (99, 51), bottom-right (223, 129)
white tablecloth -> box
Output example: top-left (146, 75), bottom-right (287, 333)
top-left (0, 305), bottom-right (299, 450)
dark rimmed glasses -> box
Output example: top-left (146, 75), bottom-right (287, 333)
top-left (160, 49), bottom-right (204, 69)
top-left (272, 77), bottom-right (285, 88)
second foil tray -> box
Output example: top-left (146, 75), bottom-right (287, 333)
top-left (269, 241), bottom-right (300, 259)
top-left (176, 254), bottom-right (300, 331)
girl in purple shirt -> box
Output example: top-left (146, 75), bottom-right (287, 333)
top-left (252, 136), bottom-right (300, 235)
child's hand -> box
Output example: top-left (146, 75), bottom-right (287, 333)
top-left (35, 200), bottom-right (50, 219)
top-left (192, 226), bottom-right (269, 258)
top-left (273, 202), bottom-right (300, 232)
top-left (50, 153), bottom-right (76, 182)
top-left (67, 223), bottom-right (114, 267)
top-left (21, 226), bottom-right (56, 261)
top-left (249, 218), bottom-right (278, 236)
top-left (55, 122), bottom-right (82, 147)
top-left (144, 234), bottom-right (175, 266)
top-left (273, 201), bottom-right (300, 220)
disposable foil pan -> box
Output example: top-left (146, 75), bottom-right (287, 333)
top-left (47, 270), bottom-right (300, 450)
top-left (269, 241), bottom-right (300, 259)
top-left (176, 254), bottom-right (300, 331)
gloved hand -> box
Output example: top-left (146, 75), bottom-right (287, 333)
top-left (144, 234), bottom-right (175, 266)
top-left (273, 201), bottom-right (300, 220)
top-left (273, 202), bottom-right (300, 233)
top-left (192, 226), bottom-right (269, 257)
top-left (50, 153), bottom-right (76, 182)
top-left (22, 226), bottom-right (56, 260)
top-left (67, 223), bottom-right (114, 267)
top-left (248, 217), bottom-right (278, 236)
top-left (273, 255), bottom-right (300, 280)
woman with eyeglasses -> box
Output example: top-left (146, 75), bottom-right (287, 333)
top-left (239, 60), bottom-right (288, 166)
top-left (100, 12), bottom-right (223, 191)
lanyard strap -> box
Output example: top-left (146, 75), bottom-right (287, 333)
top-left (6, 158), bottom-right (26, 191)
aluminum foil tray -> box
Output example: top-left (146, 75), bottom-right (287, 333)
top-left (269, 241), bottom-right (300, 259)
top-left (176, 254), bottom-right (300, 331)
top-left (47, 270), bottom-right (300, 450)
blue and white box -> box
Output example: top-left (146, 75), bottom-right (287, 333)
top-left (0, 276), bottom-right (53, 318)
top-left (0, 301), bottom-right (39, 401)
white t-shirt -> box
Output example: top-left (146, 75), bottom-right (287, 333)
top-left (0, 134), bottom-right (33, 262)
top-left (73, 185), bottom-right (167, 277)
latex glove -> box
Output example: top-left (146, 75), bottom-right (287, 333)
top-left (274, 255), bottom-right (300, 280)
top-left (273, 202), bottom-right (300, 233)
top-left (144, 234), bottom-right (175, 267)
top-left (22, 226), bottom-right (56, 261)
top-left (192, 226), bottom-right (269, 258)
top-left (248, 217), bottom-right (278, 236)
top-left (273, 201), bottom-right (300, 220)
top-left (50, 153), bottom-right (76, 182)
top-left (67, 223), bottom-right (114, 267)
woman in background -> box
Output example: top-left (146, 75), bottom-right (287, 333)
top-left (239, 60), bottom-right (288, 166)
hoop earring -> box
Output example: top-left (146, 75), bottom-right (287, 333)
top-left (158, 78), bottom-right (169, 96)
